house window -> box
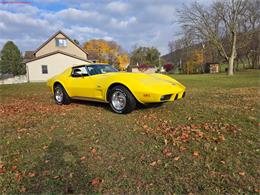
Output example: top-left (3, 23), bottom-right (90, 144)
top-left (42, 65), bottom-right (48, 74)
top-left (56, 38), bottom-right (67, 47)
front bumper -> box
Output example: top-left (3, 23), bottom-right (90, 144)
top-left (136, 89), bottom-right (186, 103)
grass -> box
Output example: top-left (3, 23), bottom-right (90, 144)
top-left (0, 70), bottom-right (259, 193)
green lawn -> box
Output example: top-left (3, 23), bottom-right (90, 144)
top-left (0, 70), bottom-right (259, 193)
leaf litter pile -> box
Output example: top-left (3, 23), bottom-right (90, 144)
top-left (136, 113), bottom-right (239, 156)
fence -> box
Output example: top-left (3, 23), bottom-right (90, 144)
top-left (0, 75), bottom-right (28, 85)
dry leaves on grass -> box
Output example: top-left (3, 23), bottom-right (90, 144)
top-left (0, 98), bottom-right (76, 118)
top-left (136, 114), bottom-right (239, 146)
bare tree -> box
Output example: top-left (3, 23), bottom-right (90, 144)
top-left (178, 0), bottom-right (248, 75)
top-left (238, 0), bottom-right (260, 68)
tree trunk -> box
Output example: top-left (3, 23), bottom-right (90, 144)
top-left (228, 32), bottom-right (237, 76)
top-left (228, 56), bottom-right (234, 75)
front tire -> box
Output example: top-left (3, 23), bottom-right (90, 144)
top-left (54, 84), bottom-right (71, 105)
top-left (109, 85), bottom-right (136, 114)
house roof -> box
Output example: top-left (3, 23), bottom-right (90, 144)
top-left (24, 51), bottom-right (35, 59)
top-left (33, 30), bottom-right (88, 56)
top-left (25, 50), bottom-right (93, 63)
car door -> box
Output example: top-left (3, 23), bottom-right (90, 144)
top-left (68, 66), bottom-right (95, 98)
top-left (85, 65), bottom-right (103, 100)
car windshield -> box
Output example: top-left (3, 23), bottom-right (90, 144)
top-left (86, 64), bottom-right (118, 75)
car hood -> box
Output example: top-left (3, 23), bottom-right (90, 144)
top-left (104, 72), bottom-right (185, 91)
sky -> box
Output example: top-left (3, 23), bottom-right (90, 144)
top-left (0, 0), bottom-right (207, 55)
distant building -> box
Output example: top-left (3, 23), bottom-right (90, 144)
top-left (126, 65), bottom-right (157, 73)
top-left (24, 31), bottom-right (92, 82)
top-left (205, 63), bottom-right (219, 73)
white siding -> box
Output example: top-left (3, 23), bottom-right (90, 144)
top-left (131, 68), bottom-right (157, 73)
top-left (26, 53), bottom-right (90, 82)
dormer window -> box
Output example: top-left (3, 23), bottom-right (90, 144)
top-left (56, 38), bottom-right (67, 47)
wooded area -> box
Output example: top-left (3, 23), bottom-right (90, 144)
top-left (167, 0), bottom-right (259, 75)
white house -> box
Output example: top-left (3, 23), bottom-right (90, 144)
top-left (25, 31), bottom-right (92, 82)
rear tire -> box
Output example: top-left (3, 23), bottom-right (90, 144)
top-left (109, 85), bottom-right (136, 114)
top-left (54, 84), bottom-right (71, 105)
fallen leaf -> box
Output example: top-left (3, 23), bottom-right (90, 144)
top-left (254, 189), bottom-right (260, 193)
top-left (163, 148), bottom-right (172, 157)
top-left (150, 161), bottom-right (157, 167)
top-left (173, 156), bottom-right (180, 161)
top-left (220, 160), bottom-right (225, 164)
top-left (193, 151), bottom-right (200, 157)
top-left (0, 168), bottom-right (6, 174)
top-left (218, 134), bottom-right (225, 141)
top-left (164, 139), bottom-right (168, 145)
top-left (0, 163), bottom-right (4, 169)
top-left (43, 145), bottom-right (48, 150)
top-left (15, 172), bottom-right (22, 181)
top-left (180, 146), bottom-right (187, 152)
top-left (238, 172), bottom-right (245, 176)
top-left (143, 125), bottom-right (148, 129)
top-left (91, 148), bottom-right (97, 155)
top-left (28, 172), bottom-right (36, 177)
top-left (195, 130), bottom-right (204, 138)
top-left (11, 165), bottom-right (17, 171)
top-left (80, 156), bottom-right (86, 161)
top-left (91, 178), bottom-right (103, 186)
top-left (180, 132), bottom-right (189, 142)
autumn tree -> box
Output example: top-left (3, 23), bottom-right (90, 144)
top-left (0, 41), bottom-right (25, 76)
top-left (184, 49), bottom-right (204, 74)
top-left (83, 39), bottom-right (129, 70)
top-left (178, 0), bottom-right (249, 75)
top-left (117, 53), bottom-right (129, 70)
top-left (130, 46), bottom-right (160, 67)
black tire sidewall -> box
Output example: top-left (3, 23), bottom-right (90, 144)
top-left (54, 85), bottom-right (63, 105)
top-left (109, 86), bottom-right (136, 114)
top-left (54, 84), bottom-right (70, 105)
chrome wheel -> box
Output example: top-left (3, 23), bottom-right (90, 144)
top-left (55, 87), bottom-right (63, 103)
top-left (111, 91), bottom-right (126, 111)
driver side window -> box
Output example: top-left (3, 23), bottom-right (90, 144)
top-left (71, 66), bottom-right (88, 77)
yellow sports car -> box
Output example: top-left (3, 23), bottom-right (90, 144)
top-left (47, 63), bottom-right (186, 114)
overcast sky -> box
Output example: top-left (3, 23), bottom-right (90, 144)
top-left (0, 0), bottom-right (207, 55)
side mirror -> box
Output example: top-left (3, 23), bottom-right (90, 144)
top-left (72, 68), bottom-right (82, 77)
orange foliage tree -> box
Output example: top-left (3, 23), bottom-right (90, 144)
top-left (83, 39), bottom-right (129, 70)
top-left (184, 49), bottom-right (204, 74)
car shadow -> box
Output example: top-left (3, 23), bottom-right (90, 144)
top-left (49, 95), bottom-right (165, 112)
top-left (71, 99), bottom-right (110, 110)
top-left (71, 99), bottom-right (165, 112)
top-left (18, 140), bottom-right (94, 193)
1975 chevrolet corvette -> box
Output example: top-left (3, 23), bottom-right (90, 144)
top-left (47, 63), bottom-right (186, 114)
